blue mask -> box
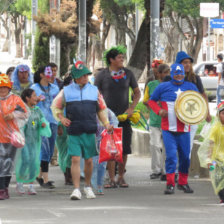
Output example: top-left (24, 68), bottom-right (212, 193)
top-left (170, 63), bottom-right (185, 84)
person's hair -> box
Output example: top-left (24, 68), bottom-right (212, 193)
top-left (63, 73), bottom-right (72, 86)
top-left (217, 54), bottom-right (223, 61)
top-left (6, 66), bottom-right (15, 75)
top-left (106, 49), bottom-right (120, 66)
top-left (185, 66), bottom-right (196, 83)
top-left (158, 64), bottom-right (170, 74)
top-left (34, 66), bottom-right (45, 83)
top-left (103, 45), bottom-right (126, 66)
top-left (21, 88), bottom-right (34, 103)
top-left (48, 62), bottom-right (58, 68)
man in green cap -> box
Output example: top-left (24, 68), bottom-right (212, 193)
top-left (52, 61), bottom-right (113, 200)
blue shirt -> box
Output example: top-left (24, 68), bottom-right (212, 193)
top-left (31, 83), bottom-right (59, 124)
top-left (150, 80), bottom-right (198, 102)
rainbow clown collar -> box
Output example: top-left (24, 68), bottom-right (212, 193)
top-left (111, 69), bottom-right (126, 82)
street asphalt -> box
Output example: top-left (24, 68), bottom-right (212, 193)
top-left (0, 156), bottom-right (224, 224)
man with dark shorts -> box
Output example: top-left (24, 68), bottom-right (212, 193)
top-left (95, 45), bottom-right (141, 188)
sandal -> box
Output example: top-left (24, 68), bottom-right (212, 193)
top-left (117, 179), bottom-right (129, 188)
top-left (104, 181), bottom-right (117, 189)
top-left (96, 189), bottom-right (104, 195)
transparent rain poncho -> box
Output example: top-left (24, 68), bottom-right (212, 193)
top-left (0, 93), bottom-right (29, 177)
top-left (15, 106), bottom-right (51, 183)
top-left (55, 123), bottom-right (71, 173)
top-left (198, 119), bottom-right (224, 195)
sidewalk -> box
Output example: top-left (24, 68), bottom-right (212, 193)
top-left (0, 156), bottom-right (224, 224)
top-left (0, 50), bottom-right (32, 74)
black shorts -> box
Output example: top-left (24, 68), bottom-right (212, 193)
top-left (118, 120), bottom-right (132, 155)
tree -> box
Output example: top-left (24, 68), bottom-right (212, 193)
top-left (128, 0), bottom-right (165, 81)
top-left (164, 0), bottom-right (224, 63)
top-left (100, 0), bottom-right (136, 48)
top-left (1, 0), bottom-right (31, 57)
top-left (34, 0), bottom-right (99, 75)
top-left (0, 0), bottom-right (14, 52)
top-left (32, 28), bottom-right (50, 72)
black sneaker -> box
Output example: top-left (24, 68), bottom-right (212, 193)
top-left (160, 174), bottom-right (166, 181)
top-left (36, 177), bottom-right (44, 186)
top-left (150, 173), bottom-right (161, 179)
top-left (177, 184), bottom-right (194, 193)
top-left (42, 182), bottom-right (55, 189)
top-left (164, 185), bottom-right (175, 194)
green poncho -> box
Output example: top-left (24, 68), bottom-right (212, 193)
top-left (56, 123), bottom-right (71, 173)
top-left (15, 106), bottom-right (51, 183)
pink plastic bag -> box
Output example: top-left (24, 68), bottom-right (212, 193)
top-left (99, 128), bottom-right (123, 164)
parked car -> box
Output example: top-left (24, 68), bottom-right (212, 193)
top-left (193, 61), bottom-right (220, 101)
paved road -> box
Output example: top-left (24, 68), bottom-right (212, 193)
top-left (0, 156), bottom-right (224, 224)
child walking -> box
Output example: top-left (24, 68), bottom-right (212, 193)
top-left (91, 108), bottom-right (119, 195)
top-left (31, 66), bottom-right (59, 189)
top-left (0, 73), bottom-right (28, 200)
top-left (15, 88), bottom-right (51, 195)
top-left (198, 102), bottom-right (224, 204)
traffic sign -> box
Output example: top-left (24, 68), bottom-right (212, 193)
top-left (210, 19), bottom-right (224, 29)
top-left (200, 3), bottom-right (219, 18)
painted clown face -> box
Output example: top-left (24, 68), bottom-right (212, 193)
top-left (44, 66), bottom-right (53, 78)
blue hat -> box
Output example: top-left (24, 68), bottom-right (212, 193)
top-left (175, 51), bottom-right (193, 64)
top-left (170, 63), bottom-right (185, 79)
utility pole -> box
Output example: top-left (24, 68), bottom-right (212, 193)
top-left (207, 17), bottom-right (211, 61)
top-left (179, 17), bottom-right (182, 51)
top-left (150, 0), bottom-right (160, 61)
top-left (23, 17), bottom-right (28, 59)
top-left (78, 0), bottom-right (86, 63)
top-left (49, 0), bottom-right (61, 76)
top-left (31, 0), bottom-right (38, 59)
top-left (135, 3), bottom-right (139, 41)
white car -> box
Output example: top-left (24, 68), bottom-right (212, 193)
top-left (193, 61), bottom-right (220, 101)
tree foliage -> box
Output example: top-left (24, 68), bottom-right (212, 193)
top-left (163, 0), bottom-right (224, 63)
top-left (32, 28), bottom-right (49, 72)
top-left (100, 0), bottom-right (136, 47)
top-left (166, 0), bottom-right (224, 18)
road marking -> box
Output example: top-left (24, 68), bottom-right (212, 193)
top-left (47, 209), bottom-right (65, 218)
top-left (60, 206), bottom-right (149, 211)
top-left (201, 203), bottom-right (224, 207)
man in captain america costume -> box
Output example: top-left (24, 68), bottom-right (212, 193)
top-left (148, 63), bottom-right (198, 194)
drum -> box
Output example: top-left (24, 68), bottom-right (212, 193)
top-left (175, 90), bottom-right (208, 125)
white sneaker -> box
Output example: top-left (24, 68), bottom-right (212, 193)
top-left (28, 185), bottom-right (37, 195)
top-left (70, 189), bottom-right (82, 200)
top-left (16, 183), bottom-right (25, 195)
top-left (84, 186), bottom-right (96, 199)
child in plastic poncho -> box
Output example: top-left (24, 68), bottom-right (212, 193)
top-left (91, 108), bottom-right (119, 195)
top-left (11, 64), bottom-right (33, 96)
top-left (56, 123), bottom-right (72, 185)
top-left (15, 88), bottom-right (51, 195)
top-left (0, 74), bottom-right (29, 200)
top-left (198, 102), bottom-right (224, 204)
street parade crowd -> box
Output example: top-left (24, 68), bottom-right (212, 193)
top-left (0, 46), bottom-right (224, 204)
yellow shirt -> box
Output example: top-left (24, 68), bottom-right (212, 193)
top-left (209, 121), bottom-right (224, 163)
